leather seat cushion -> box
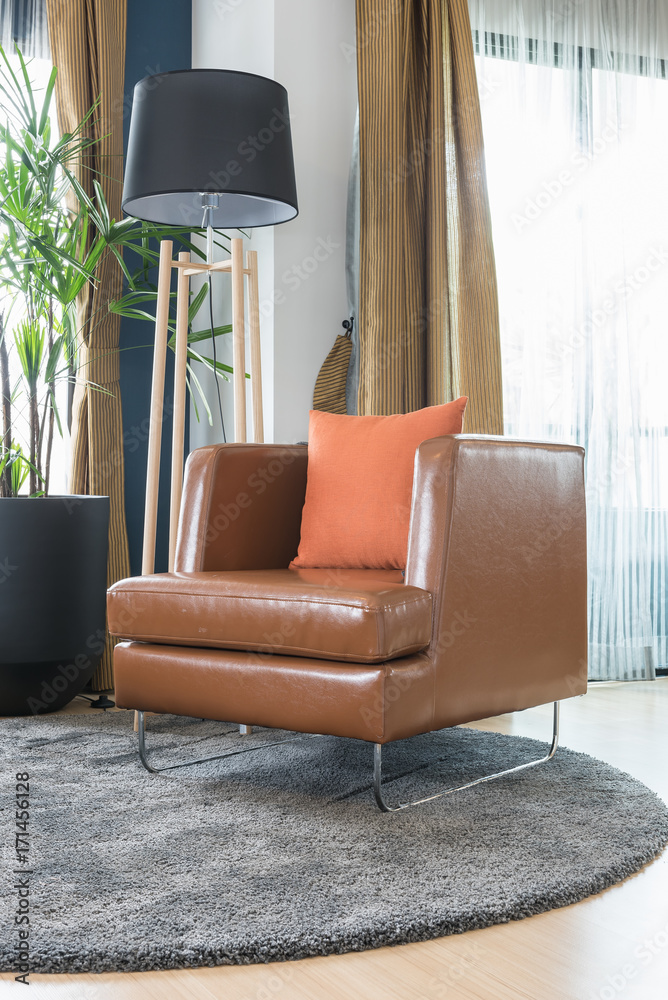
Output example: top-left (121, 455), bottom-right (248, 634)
top-left (107, 568), bottom-right (432, 664)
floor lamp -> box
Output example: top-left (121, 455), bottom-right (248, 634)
top-left (122, 68), bottom-right (297, 568)
top-left (121, 69), bottom-right (298, 727)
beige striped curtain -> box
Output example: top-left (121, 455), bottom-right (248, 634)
top-left (46, 0), bottom-right (129, 690)
top-left (355, 0), bottom-right (503, 431)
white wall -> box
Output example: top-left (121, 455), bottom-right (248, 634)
top-left (191, 0), bottom-right (357, 447)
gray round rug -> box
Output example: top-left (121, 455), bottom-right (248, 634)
top-left (1, 710), bottom-right (667, 974)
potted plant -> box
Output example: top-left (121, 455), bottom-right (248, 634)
top-left (0, 49), bottom-right (233, 715)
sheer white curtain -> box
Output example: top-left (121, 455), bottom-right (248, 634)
top-left (469, 0), bottom-right (668, 680)
top-left (0, 0), bottom-right (49, 59)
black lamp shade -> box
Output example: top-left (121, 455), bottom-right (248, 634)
top-left (122, 69), bottom-right (298, 228)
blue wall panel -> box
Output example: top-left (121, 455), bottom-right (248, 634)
top-left (121, 0), bottom-right (192, 575)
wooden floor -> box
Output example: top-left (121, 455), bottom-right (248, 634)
top-left (2, 680), bottom-right (667, 999)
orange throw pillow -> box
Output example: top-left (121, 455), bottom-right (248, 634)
top-left (291, 399), bottom-right (468, 570)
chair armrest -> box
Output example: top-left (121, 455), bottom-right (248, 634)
top-left (175, 443), bottom-right (308, 572)
top-left (406, 435), bottom-right (587, 726)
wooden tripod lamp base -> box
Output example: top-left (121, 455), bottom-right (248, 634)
top-left (121, 68), bottom-right (297, 736)
top-left (134, 236), bottom-right (263, 735)
top-left (141, 236), bottom-right (264, 578)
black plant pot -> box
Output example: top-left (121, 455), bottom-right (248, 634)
top-left (0, 496), bottom-right (110, 716)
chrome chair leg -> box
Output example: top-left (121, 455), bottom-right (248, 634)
top-left (373, 702), bottom-right (560, 813)
top-left (136, 711), bottom-right (318, 774)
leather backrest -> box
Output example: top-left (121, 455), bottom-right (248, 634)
top-left (175, 444), bottom-right (308, 572)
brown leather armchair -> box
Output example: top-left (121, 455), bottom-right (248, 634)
top-left (108, 435), bottom-right (587, 810)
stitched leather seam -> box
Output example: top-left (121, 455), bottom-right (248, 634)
top-left (430, 443), bottom-right (458, 732)
top-left (111, 591), bottom-right (432, 614)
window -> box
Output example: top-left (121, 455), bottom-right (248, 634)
top-left (473, 14), bottom-right (668, 679)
